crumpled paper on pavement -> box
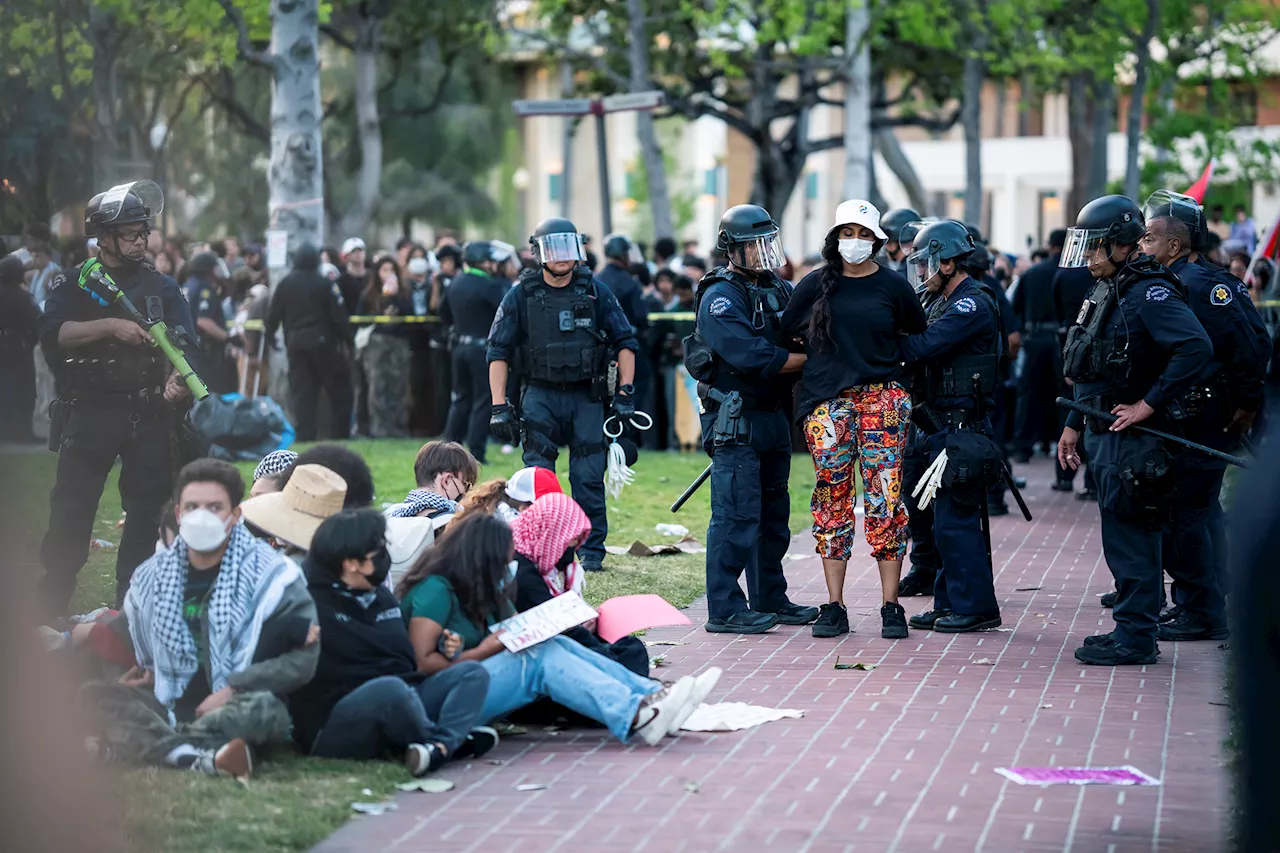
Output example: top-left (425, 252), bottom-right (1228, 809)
top-left (679, 702), bottom-right (805, 732)
top-left (605, 536), bottom-right (705, 557)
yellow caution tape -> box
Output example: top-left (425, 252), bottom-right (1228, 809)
top-left (236, 311), bottom-right (698, 332)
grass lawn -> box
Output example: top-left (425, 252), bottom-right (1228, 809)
top-left (6, 440), bottom-right (822, 853)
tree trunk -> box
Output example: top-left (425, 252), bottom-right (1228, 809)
top-left (337, 14), bottom-right (383, 239)
top-left (1066, 73), bottom-right (1093, 220)
top-left (625, 0), bottom-right (673, 239)
top-left (874, 128), bottom-right (928, 212)
top-left (267, 0), bottom-right (326, 414)
top-left (751, 139), bottom-right (805, 222)
top-left (1090, 76), bottom-right (1114, 199)
top-left (88, 7), bottom-right (120, 188)
top-left (842, 0), bottom-right (873, 200)
top-left (1124, 0), bottom-right (1159, 201)
top-left (962, 49), bottom-right (984, 227)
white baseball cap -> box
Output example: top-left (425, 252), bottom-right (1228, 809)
top-left (341, 237), bottom-right (366, 257)
top-left (831, 200), bottom-right (888, 241)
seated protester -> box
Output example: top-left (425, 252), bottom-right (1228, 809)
top-left (455, 466), bottom-right (563, 524)
top-left (511, 494), bottom-right (648, 676)
top-left (251, 449), bottom-right (298, 499)
top-left (280, 444), bottom-right (375, 509)
top-left (397, 514), bottom-right (718, 746)
top-left (80, 459), bottom-right (318, 779)
top-left (385, 440), bottom-right (479, 519)
top-left (291, 509), bottom-right (495, 776)
top-left (240, 464), bottom-right (347, 557)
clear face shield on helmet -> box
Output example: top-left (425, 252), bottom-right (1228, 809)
top-left (97, 180), bottom-right (164, 226)
top-left (1142, 189), bottom-right (1203, 233)
top-left (532, 232), bottom-right (587, 264)
top-left (906, 249), bottom-right (942, 289)
top-left (1059, 228), bottom-right (1112, 269)
top-left (727, 231), bottom-right (786, 271)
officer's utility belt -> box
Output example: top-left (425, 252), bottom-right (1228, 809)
top-left (70, 388), bottom-right (166, 408)
top-left (927, 354), bottom-right (999, 399)
top-left (1166, 377), bottom-right (1230, 425)
top-left (1024, 322), bottom-right (1058, 334)
top-left (454, 334), bottom-right (485, 346)
top-left (700, 382), bottom-right (782, 413)
top-left (702, 386), bottom-right (752, 446)
top-left (527, 378), bottom-right (592, 393)
top-left (935, 408), bottom-right (980, 428)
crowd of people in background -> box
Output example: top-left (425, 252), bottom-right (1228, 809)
top-left (1, 204), bottom-right (1278, 454)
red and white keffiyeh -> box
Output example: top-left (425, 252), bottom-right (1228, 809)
top-left (510, 493), bottom-right (591, 596)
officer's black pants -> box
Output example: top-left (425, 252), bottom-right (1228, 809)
top-left (0, 349), bottom-right (37, 440)
top-left (445, 343), bottom-right (491, 462)
top-left (699, 407), bottom-right (792, 619)
top-left (288, 345), bottom-right (353, 442)
top-left (903, 433), bottom-right (940, 574)
top-left (40, 403), bottom-right (174, 616)
top-left (1014, 333), bottom-right (1060, 454)
top-left (1085, 430), bottom-right (1162, 651)
top-left (520, 384), bottom-right (608, 567)
top-left (1163, 461), bottom-right (1227, 626)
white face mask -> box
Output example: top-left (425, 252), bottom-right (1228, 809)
top-left (179, 508), bottom-right (232, 553)
top-left (839, 238), bottom-right (875, 266)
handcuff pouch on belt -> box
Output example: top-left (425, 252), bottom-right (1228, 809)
top-left (1112, 432), bottom-right (1173, 526)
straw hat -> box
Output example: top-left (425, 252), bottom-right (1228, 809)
top-left (240, 464), bottom-right (347, 551)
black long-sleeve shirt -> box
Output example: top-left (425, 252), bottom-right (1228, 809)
top-left (266, 269), bottom-right (352, 350)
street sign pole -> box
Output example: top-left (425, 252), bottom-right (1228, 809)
top-left (512, 90), bottom-right (665, 241)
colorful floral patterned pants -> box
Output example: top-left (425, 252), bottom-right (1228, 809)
top-left (803, 383), bottom-right (911, 561)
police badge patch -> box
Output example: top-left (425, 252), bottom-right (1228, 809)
top-left (954, 297), bottom-right (977, 314)
top-left (1146, 286), bottom-right (1172, 302)
top-left (1210, 283), bottom-right (1233, 306)
top-left (708, 296), bottom-right (732, 316)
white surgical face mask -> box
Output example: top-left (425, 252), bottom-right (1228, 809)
top-left (839, 238), bottom-right (875, 266)
top-left (179, 508), bottom-right (232, 553)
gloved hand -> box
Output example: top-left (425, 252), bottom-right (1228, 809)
top-left (612, 393), bottom-right (636, 419)
top-left (490, 402), bottom-right (521, 444)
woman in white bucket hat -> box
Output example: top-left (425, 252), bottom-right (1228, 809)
top-left (781, 199), bottom-right (928, 641)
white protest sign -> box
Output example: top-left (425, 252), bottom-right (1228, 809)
top-left (491, 591), bottom-right (598, 653)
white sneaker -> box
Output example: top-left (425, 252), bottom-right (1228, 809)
top-left (189, 738), bottom-right (253, 778)
top-left (666, 667), bottom-right (722, 735)
top-left (633, 676), bottom-right (694, 746)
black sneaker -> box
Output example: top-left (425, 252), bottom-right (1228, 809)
top-left (705, 610), bottom-right (778, 634)
top-left (452, 726), bottom-right (499, 760)
top-left (1100, 591), bottom-right (1117, 608)
top-left (762, 601), bottom-right (820, 625)
top-left (1050, 480), bottom-right (1075, 492)
top-left (934, 612), bottom-right (1002, 633)
top-left (405, 742), bottom-right (447, 777)
top-left (1158, 604), bottom-right (1183, 624)
top-left (1074, 637), bottom-right (1159, 666)
top-left (880, 602), bottom-right (908, 639)
top-left (812, 602), bottom-right (849, 638)
top-left (1076, 487), bottom-right (1098, 502)
top-left (1157, 613), bottom-right (1229, 642)
top-left (909, 608), bottom-right (952, 629)
top-left (898, 569), bottom-right (937, 597)
top-left (1082, 631), bottom-right (1115, 646)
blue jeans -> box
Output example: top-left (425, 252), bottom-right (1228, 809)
top-left (311, 663), bottom-right (488, 759)
top-left (479, 635), bottom-right (659, 742)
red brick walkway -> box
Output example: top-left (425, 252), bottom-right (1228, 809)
top-left (313, 457), bottom-right (1230, 853)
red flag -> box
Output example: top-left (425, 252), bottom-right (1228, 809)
top-left (1183, 160), bottom-right (1215, 203)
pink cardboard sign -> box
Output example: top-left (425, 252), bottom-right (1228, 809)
top-left (595, 594), bottom-right (691, 642)
top-left (994, 766), bottom-right (1161, 786)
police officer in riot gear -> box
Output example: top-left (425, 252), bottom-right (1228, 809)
top-left (684, 204), bottom-right (818, 634)
top-left (38, 181), bottom-right (200, 616)
top-left (898, 220), bottom-right (1005, 633)
top-left (1135, 190), bottom-right (1261, 639)
top-left (598, 233), bottom-right (651, 429)
top-left (444, 240), bottom-right (509, 464)
top-left (487, 218), bottom-right (638, 572)
top-left (1057, 195), bottom-right (1214, 665)
top-left (878, 208), bottom-right (922, 272)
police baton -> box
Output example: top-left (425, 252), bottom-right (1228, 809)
top-left (671, 463), bottom-right (713, 513)
top-left (1055, 397), bottom-right (1250, 468)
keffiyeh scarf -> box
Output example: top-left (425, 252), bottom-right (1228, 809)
top-left (386, 488), bottom-right (458, 519)
top-left (510, 493), bottom-right (592, 596)
top-left (124, 522), bottom-right (301, 712)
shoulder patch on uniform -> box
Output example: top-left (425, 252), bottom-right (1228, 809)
top-left (707, 295), bottom-right (733, 316)
top-left (200, 289), bottom-right (211, 299)
top-left (953, 296), bottom-right (977, 314)
top-left (49, 272), bottom-right (65, 292)
top-left (1145, 285), bottom-right (1172, 303)
top-left (492, 303), bottom-right (505, 326)
top-left (1236, 280), bottom-right (1251, 296)
top-left (331, 282), bottom-right (342, 299)
top-left (1210, 283), bottom-right (1233, 306)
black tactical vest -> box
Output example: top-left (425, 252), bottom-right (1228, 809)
top-left (520, 268), bottom-right (605, 384)
top-left (683, 267), bottom-right (791, 406)
top-left (921, 286), bottom-right (1001, 403)
top-left (57, 262), bottom-right (169, 400)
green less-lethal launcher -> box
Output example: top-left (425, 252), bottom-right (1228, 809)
top-left (77, 259), bottom-right (210, 400)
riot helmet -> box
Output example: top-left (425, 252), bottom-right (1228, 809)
top-left (716, 204), bottom-right (785, 271)
top-left (462, 240), bottom-right (493, 267)
top-left (1143, 189), bottom-right (1208, 254)
top-left (1060, 195), bottom-right (1144, 269)
top-left (880, 208), bottom-right (922, 245)
top-left (186, 251), bottom-right (221, 280)
top-left (905, 219), bottom-right (975, 289)
top-left (898, 217), bottom-right (939, 253)
top-left (84, 180), bottom-right (163, 238)
top-left (530, 217), bottom-right (587, 266)
top-left (603, 233), bottom-right (642, 265)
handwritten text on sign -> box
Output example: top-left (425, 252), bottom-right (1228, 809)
top-left (491, 591), bottom-right (598, 653)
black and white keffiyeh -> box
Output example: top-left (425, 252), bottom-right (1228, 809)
top-left (253, 449), bottom-right (298, 483)
top-left (124, 521), bottom-right (301, 711)
top-left (385, 488), bottom-right (457, 518)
